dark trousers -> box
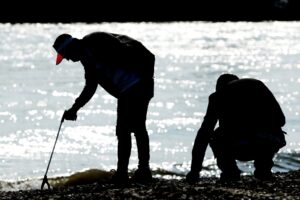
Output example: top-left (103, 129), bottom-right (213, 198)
top-left (116, 81), bottom-right (153, 173)
top-left (209, 132), bottom-right (279, 177)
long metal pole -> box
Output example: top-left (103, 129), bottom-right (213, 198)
top-left (41, 115), bottom-right (64, 190)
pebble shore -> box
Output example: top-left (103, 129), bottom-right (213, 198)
top-left (1, 170), bottom-right (299, 199)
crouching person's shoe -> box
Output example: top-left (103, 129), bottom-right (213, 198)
top-left (254, 170), bottom-right (274, 181)
top-left (131, 167), bottom-right (153, 184)
top-left (110, 170), bottom-right (129, 185)
top-left (219, 172), bottom-right (241, 183)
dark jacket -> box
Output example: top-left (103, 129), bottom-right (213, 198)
top-left (71, 32), bottom-right (155, 111)
top-left (191, 78), bottom-right (286, 172)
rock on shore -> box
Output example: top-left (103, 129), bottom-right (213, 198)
top-left (0, 169), bottom-right (300, 199)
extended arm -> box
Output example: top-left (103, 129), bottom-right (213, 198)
top-left (63, 72), bottom-right (98, 121)
top-left (72, 74), bottom-right (98, 111)
top-left (187, 94), bottom-right (218, 183)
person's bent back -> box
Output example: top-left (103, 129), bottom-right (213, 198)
top-left (216, 78), bottom-right (285, 137)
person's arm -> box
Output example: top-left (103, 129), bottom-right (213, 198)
top-left (73, 72), bottom-right (98, 110)
top-left (187, 94), bottom-right (218, 183)
top-left (63, 72), bottom-right (98, 120)
top-left (190, 113), bottom-right (217, 172)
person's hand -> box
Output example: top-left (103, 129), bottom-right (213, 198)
top-left (186, 171), bottom-right (199, 184)
top-left (63, 108), bottom-right (77, 121)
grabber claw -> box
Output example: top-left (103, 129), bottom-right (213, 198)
top-left (40, 113), bottom-right (65, 190)
top-left (41, 175), bottom-right (50, 190)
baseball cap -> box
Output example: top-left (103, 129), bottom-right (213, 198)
top-left (53, 34), bottom-right (73, 65)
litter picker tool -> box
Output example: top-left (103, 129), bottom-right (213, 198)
top-left (41, 112), bottom-right (65, 190)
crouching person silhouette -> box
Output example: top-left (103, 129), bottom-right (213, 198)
top-left (53, 32), bottom-right (155, 184)
top-left (186, 74), bottom-right (286, 183)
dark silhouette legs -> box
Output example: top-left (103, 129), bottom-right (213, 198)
top-left (113, 82), bottom-right (153, 183)
top-left (210, 133), bottom-right (278, 181)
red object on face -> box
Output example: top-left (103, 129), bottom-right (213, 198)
top-left (56, 53), bottom-right (64, 65)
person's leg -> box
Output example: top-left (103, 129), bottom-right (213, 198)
top-left (209, 134), bottom-right (241, 182)
top-left (133, 98), bottom-right (150, 169)
top-left (131, 98), bottom-right (152, 183)
top-left (116, 133), bottom-right (132, 174)
top-left (135, 130), bottom-right (150, 169)
top-left (254, 146), bottom-right (277, 180)
top-left (111, 132), bottom-right (131, 184)
top-left (216, 155), bottom-right (241, 182)
top-left (133, 131), bottom-right (152, 183)
top-left (124, 81), bottom-right (153, 183)
top-left (112, 97), bottom-right (133, 183)
top-left (116, 81), bottom-right (153, 183)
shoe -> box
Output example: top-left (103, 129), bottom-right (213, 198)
top-left (219, 172), bottom-right (241, 183)
top-left (186, 171), bottom-right (199, 184)
top-left (254, 170), bottom-right (274, 181)
top-left (131, 167), bottom-right (153, 184)
top-left (110, 170), bottom-right (129, 185)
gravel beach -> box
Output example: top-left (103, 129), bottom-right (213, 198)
top-left (1, 169), bottom-right (299, 199)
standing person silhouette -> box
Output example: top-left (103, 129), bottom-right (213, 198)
top-left (53, 32), bottom-right (155, 184)
top-left (186, 74), bottom-right (286, 183)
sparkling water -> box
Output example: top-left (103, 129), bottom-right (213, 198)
top-left (0, 21), bottom-right (300, 190)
